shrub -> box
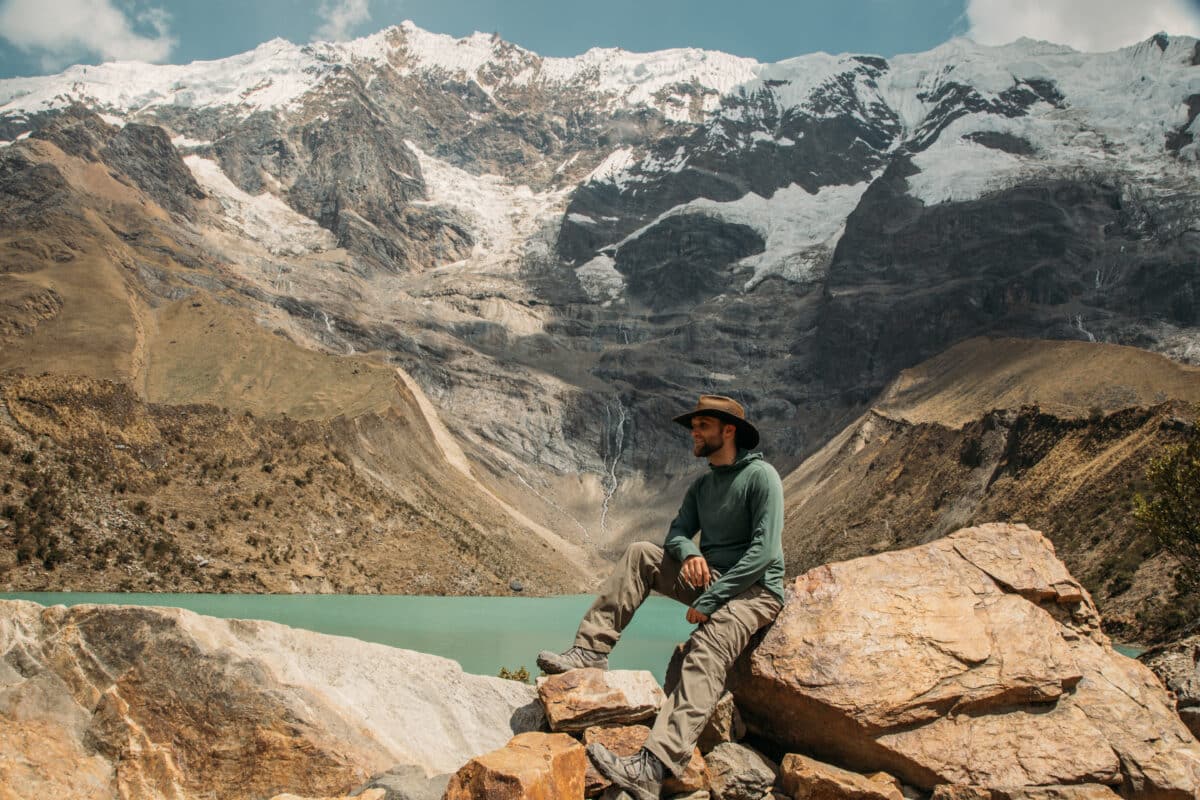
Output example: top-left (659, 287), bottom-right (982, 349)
top-left (1133, 419), bottom-right (1200, 592)
top-left (497, 666), bottom-right (531, 684)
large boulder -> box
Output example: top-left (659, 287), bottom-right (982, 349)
top-left (536, 668), bottom-right (665, 732)
top-left (732, 524), bottom-right (1200, 797)
top-left (442, 732), bottom-right (586, 800)
top-left (0, 601), bottom-right (544, 800)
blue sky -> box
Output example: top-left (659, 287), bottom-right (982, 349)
top-left (1, 0), bottom-right (1199, 80)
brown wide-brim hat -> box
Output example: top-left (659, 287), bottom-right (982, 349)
top-left (672, 394), bottom-right (760, 450)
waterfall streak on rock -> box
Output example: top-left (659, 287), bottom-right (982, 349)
top-left (600, 399), bottom-right (627, 535)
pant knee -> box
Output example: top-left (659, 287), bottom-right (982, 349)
top-left (626, 540), bottom-right (660, 565)
top-left (686, 621), bottom-right (752, 669)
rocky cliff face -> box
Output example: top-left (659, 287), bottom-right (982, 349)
top-left (0, 24), bottom-right (1197, 561)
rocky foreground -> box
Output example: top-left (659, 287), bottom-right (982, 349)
top-left (1, 523), bottom-right (1198, 800)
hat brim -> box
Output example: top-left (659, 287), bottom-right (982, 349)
top-left (672, 410), bottom-right (760, 450)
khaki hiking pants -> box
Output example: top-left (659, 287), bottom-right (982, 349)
top-left (574, 541), bottom-right (783, 777)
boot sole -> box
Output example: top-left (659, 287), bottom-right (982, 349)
top-left (535, 651), bottom-right (607, 675)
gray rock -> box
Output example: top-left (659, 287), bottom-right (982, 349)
top-left (353, 764), bottom-right (451, 800)
top-left (1141, 633), bottom-right (1200, 737)
top-left (705, 742), bottom-right (778, 800)
top-left (100, 122), bottom-right (206, 216)
top-left (1182, 707), bottom-right (1200, 739)
top-left (697, 692), bottom-right (746, 754)
top-left (611, 213), bottom-right (765, 310)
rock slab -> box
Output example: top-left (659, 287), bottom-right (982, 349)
top-left (442, 732), bottom-right (586, 800)
top-left (1142, 634), bottom-right (1200, 739)
top-left (732, 524), bottom-right (1200, 797)
top-left (537, 668), bottom-right (665, 732)
top-left (780, 753), bottom-right (903, 800)
top-left (0, 601), bottom-right (544, 800)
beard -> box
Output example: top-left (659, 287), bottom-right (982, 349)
top-left (693, 436), bottom-right (723, 458)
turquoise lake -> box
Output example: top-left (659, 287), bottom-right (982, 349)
top-left (0, 592), bottom-right (1146, 674)
top-left (0, 593), bottom-right (696, 683)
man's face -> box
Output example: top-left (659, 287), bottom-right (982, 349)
top-left (690, 415), bottom-right (729, 458)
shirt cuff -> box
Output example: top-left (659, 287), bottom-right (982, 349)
top-left (692, 594), bottom-right (720, 617)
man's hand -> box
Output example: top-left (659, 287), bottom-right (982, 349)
top-left (680, 555), bottom-right (712, 589)
top-left (686, 607), bottom-right (709, 624)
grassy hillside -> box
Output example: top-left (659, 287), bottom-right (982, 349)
top-left (782, 337), bottom-right (1200, 643)
top-left (0, 373), bottom-right (587, 595)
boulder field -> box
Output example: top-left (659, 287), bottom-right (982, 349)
top-left (1, 523), bottom-right (1197, 800)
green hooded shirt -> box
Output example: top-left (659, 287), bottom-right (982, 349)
top-left (662, 449), bottom-right (786, 616)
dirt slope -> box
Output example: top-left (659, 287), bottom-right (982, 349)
top-left (877, 336), bottom-right (1200, 426)
top-left (782, 337), bottom-right (1200, 642)
top-left (0, 373), bottom-right (588, 595)
top-left (0, 133), bottom-right (593, 595)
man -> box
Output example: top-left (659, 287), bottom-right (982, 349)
top-left (537, 394), bottom-right (786, 800)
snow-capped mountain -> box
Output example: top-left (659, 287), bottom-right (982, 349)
top-left (1, 23), bottom-right (1197, 547)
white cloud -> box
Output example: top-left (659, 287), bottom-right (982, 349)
top-left (966, 0), bottom-right (1200, 52)
top-left (313, 0), bottom-right (372, 42)
top-left (0, 0), bottom-right (175, 70)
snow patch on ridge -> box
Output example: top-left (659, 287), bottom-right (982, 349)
top-left (617, 182), bottom-right (871, 289)
top-left (541, 46), bottom-right (758, 120)
top-left (907, 134), bottom-right (1030, 204)
top-left (586, 147), bottom-right (638, 187)
top-left (184, 156), bottom-right (335, 255)
top-left (576, 254), bottom-right (625, 303)
top-left (405, 141), bottom-right (570, 272)
top-left (0, 38), bottom-right (343, 117)
top-left (884, 36), bottom-right (1200, 203)
top-left (171, 134), bottom-right (211, 148)
top-left (394, 22), bottom-right (514, 79)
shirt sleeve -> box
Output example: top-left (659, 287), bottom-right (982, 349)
top-left (662, 481), bottom-right (703, 563)
top-left (691, 464), bottom-right (783, 617)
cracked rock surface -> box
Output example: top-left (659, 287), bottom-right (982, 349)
top-left (0, 600), bottom-right (545, 800)
top-left (731, 523), bottom-right (1200, 796)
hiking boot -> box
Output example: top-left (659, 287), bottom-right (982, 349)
top-left (536, 645), bottom-right (608, 674)
top-left (585, 742), bottom-right (665, 800)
